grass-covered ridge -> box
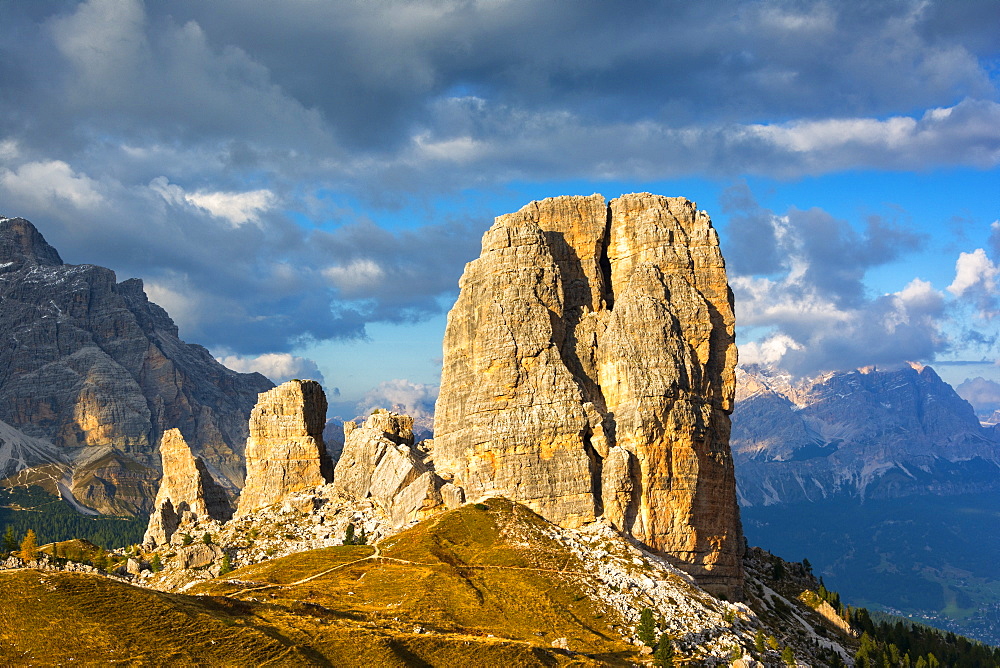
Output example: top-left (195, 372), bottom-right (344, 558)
top-left (1, 498), bottom-right (640, 666)
top-left (193, 498), bottom-right (635, 660)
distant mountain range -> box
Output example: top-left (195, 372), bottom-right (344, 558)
top-left (732, 362), bottom-right (1000, 507)
top-left (0, 217), bottom-right (273, 515)
top-left (733, 362), bottom-right (1000, 644)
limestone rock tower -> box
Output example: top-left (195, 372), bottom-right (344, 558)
top-left (432, 194), bottom-right (743, 597)
top-left (236, 379), bottom-right (331, 516)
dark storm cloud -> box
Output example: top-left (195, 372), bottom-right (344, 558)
top-left (0, 165), bottom-right (482, 354)
top-left (0, 0), bottom-right (998, 359)
top-left (722, 183), bottom-right (925, 307)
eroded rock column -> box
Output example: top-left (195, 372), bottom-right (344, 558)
top-left (143, 428), bottom-right (233, 547)
top-left (235, 380), bottom-right (331, 516)
top-left (432, 193), bottom-right (744, 597)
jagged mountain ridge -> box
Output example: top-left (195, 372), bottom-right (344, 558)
top-left (0, 216), bottom-right (274, 514)
top-left (732, 362), bottom-right (1000, 506)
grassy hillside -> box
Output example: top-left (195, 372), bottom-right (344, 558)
top-left (192, 499), bottom-right (636, 661)
top-left (1, 499), bottom-right (637, 666)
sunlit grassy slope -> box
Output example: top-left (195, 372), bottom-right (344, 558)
top-left (1, 499), bottom-right (640, 666)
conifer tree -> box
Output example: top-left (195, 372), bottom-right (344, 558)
top-left (19, 529), bottom-right (38, 561)
top-left (344, 523), bottom-right (356, 545)
top-left (2, 525), bottom-right (17, 554)
top-left (219, 553), bottom-right (232, 575)
top-left (652, 633), bottom-right (674, 667)
top-left (636, 608), bottom-right (656, 647)
top-left (151, 553), bottom-right (163, 573)
top-left (781, 645), bottom-right (795, 665)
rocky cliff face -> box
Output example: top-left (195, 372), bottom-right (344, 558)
top-left (0, 217), bottom-right (273, 514)
top-left (432, 194), bottom-right (742, 597)
top-left (236, 380), bottom-right (332, 516)
top-left (732, 363), bottom-right (1000, 506)
top-left (144, 428), bottom-right (233, 546)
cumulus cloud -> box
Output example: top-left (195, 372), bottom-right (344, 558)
top-left (955, 377), bottom-right (1000, 415)
top-left (216, 352), bottom-right (327, 386)
top-left (723, 186), bottom-right (951, 376)
top-left (150, 177), bottom-right (276, 226)
top-left (355, 379), bottom-right (439, 419)
top-left (0, 161), bottom-right (104, 212)
top-left (948, 248), bottom-right (999, 318)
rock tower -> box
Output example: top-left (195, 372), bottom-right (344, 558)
top-left (432, 194), bottom-right (743, 597)
top-left (143, 428), bottom-right (233, 547)
top-left (236, 379), bottom-right (331, 516)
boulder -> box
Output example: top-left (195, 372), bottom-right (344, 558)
top-left (333, 411), bottom-right (445, 527)
top-left (177, 543), bottom-right (223, 569)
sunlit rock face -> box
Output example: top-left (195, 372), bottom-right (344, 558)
top-left (236, 380), bottom-right (332, 516)
top-left (432, 194), bottom-right (743, 597)
top-left (333, 411), bottom-right (460, 528)
top-left (144, 428), bottom-right (233, 547)
top-left (0, 217), bottom-right (273, 514)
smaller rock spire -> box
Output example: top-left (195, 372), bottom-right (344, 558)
top-left (143, 428), bottom-right (233, 547)
top-left (236, 379), bottom-right (331, 516)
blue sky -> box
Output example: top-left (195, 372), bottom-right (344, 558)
top-left (1, 0), bottom-right (998, 417)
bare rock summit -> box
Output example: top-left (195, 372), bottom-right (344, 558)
top-left (143, 428), bottom-right (233, 547)
top-left (236, 379), bottom-right (332, 516)
top-left (432, 194), bottom-right (743, 597)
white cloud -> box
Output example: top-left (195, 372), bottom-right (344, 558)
top-left (956, 376), bottom-right (1000, 415)
top-left (948, 248), bottom-right (998, 297)
top-left (412, 131), bottom-right (488, 164)
top-left (0, 140), bottom-right (19, 161)
top-left (739, 334), bottom-right (804, 367)
top-left (183, 189), bottom-right (276, 227)
top-left (948, 248), bottom-right (999, 320)
top-left (216, 352), bottom-right (325, 385)
top-left (323, 259), bottom-right (386, 294)
top-left (149, 176), bottom-right (276, 226)
top-left (0, 160), bottom-right (104, 211)
top-left (356, 379), bottom-right (438, 418)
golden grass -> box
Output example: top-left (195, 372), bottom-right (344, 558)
top-left (2, 499), bottom-right (640, 666)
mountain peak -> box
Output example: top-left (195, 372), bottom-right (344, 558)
top-left (0, 217), bottom-right (64, 267)
top-left (0, 217), bottom-right (63, 267)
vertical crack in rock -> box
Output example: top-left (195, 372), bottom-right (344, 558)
top-left (433, 193), bottom-right (744, 598)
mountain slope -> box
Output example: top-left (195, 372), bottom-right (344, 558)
top-left (0, 217), bottom-right (274, 514)
top-left (732, 363), bottom-right (1000, 506)
top-left (733, 363), bottom-right (1000, 644)
top-left (2, 498), bottom-right (859, 666)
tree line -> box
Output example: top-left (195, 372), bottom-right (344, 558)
top-left (0, 485), bottom-right (146, 550)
